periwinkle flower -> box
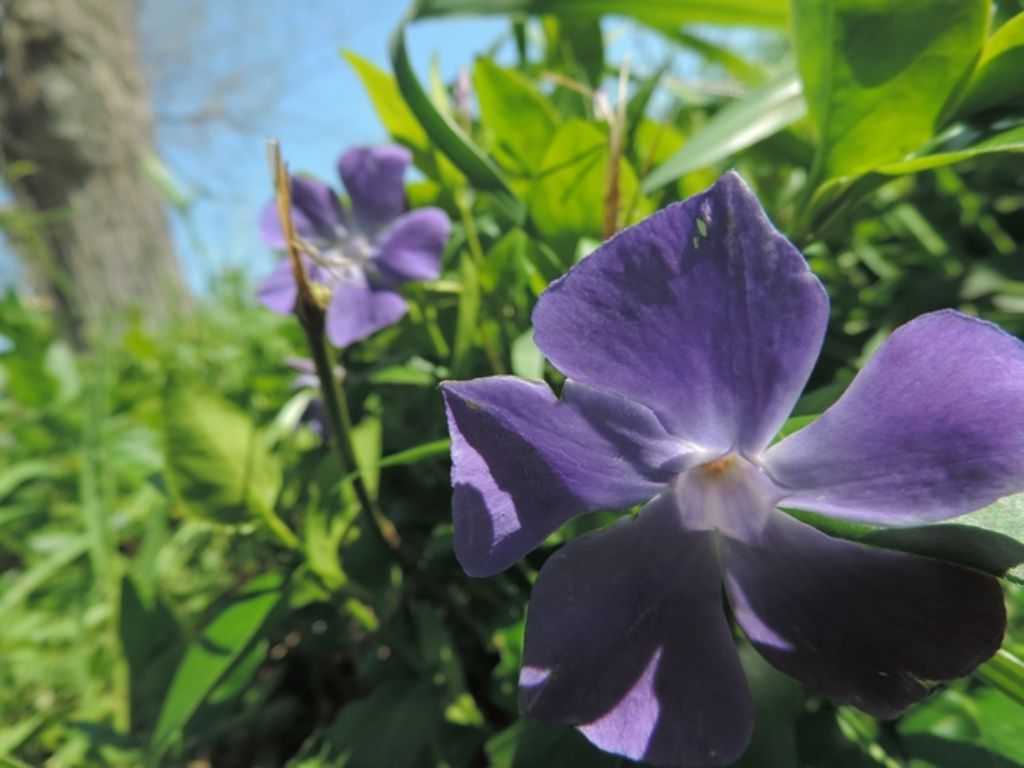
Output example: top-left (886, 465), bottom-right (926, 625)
top-left (441, 173), bottom-right (1024, 766)
top-left (258, 145), bottom-right (451, 347)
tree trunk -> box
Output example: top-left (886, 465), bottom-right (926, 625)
top-left (0, 0), bottom-right (188, 341)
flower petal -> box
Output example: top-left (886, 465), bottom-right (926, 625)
top-left (338, 145), bottom-right (411, 236)
top-left (725, 510), bottom-right (1005, 719)
top-left (765, 310), bottom-right (1024, 524)
top-left (441, 378), bottom-right (692, 577)
top-left (259, 177), bottom-right (344, 248)
top-left (520, 497), bottom-right (753, 767)
top-left (324, 273), bottom-right (408, 347)
top-left (533, 172), bottom-right (828, 455)
top-left (257, 258), bottom-right (298, 314)
top-left (374, 208), bottom-right (451, 283)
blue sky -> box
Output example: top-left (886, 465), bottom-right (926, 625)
top-left (0, 2), bottom-right (726, 293)
top-left (146, 0), bottom-right (511, 292)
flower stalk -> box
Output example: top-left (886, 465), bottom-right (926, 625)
top-left (268, 140), bottom-right (410, 568)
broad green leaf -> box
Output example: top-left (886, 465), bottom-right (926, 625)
top-left (150, 573), bottom-right (284, 753)
top-left (528, 119), bottom-right (649, 251)
top-left (343, 52), bottom-right (429, 153)
top-left (794, 0), bottom-right (988, 181)
top-left (956, 12), bottom-right (1024, 117)
top-left (413, 0), bottom-right (790, 28)
top-left (643, 72), bottom-right (805, 192)
top-left (790, 492), bottom-right (1024, 583)
top-left (163, 383), bottom-right (284, 531)
top-left (474, 58), bottom-right (560, 175)
top-left (877, 124), bottom-right (1024, 175)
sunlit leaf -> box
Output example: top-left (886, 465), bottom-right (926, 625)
top-left (794, 0), bottom-right (988, 181)
top-left (956, 12), bottom-right (1024, 117)
top-left (163, 383), bottom-right (283, 528)
top-left (150, 573), bottom-right (284, 755)
top-left (643, 72), bottom-right (805, 192)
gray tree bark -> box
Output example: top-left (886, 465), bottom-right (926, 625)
top-left (0, 0), bottom-right (187, 340)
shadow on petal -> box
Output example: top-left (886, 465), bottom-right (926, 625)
top-left (725, 510), bottom-right (1006, 719)
top-left (520, 499), bottom-right (753, 767)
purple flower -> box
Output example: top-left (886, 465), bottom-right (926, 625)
top-left (441, 173), bottom-right (1022, 766)
top-left (258, 145), bottom-right (451, 347)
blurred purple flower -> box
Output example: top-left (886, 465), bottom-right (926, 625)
top-left (441, 173), bottom-right (1021, 766)
top-left (258, 146), bottom-right (451, 347)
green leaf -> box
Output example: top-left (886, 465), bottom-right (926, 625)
top-left (412, 0), bottom-right (790, 28)
top-left (119, 577), bottom-right (184, 733)
top-left (343, 51), bottom-right (429, 153)
top-left (528, 119), bottom-right (647, 251)
top-left (150, 573), bottom-right (284, 754)
top-left (162, 383), bottom-right (286, 536)
top-left (389, 23), bottom-right (524, 222)
top-left (511, 331), bottom-right (544, 379)
top-left (794, 0), bottom-right (988, 181)
top-left (643, 71), bottom-right (805, 192)
top-left (474, 58), bottom-right (560, 175)
top-left (790, 492), bottom-right (1024, 583)
top-left (956, 12), bottom-right (1024, 117)
top-left (977, 649), bottom-right (1024, 708)
top-left (311, 677), bottom-right (442, 768)
top-left (876, 124), bottom-right (1024, 174)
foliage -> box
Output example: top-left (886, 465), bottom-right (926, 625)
top-left (2, 0), bottom-right (1024, 765)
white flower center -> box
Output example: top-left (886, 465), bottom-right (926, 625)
top-left (304, 225), bottom-right (375, 285)
top-left (671, 452), bottom-right (779, 541)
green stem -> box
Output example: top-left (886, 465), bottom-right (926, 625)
top-left (306, 325), bottom-right (410, 567)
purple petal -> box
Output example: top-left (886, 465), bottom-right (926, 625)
top-left (374, 208), bottom-right (451, 284)
top-left (259, 177), bottom-right (344, 248)
top-left (324, 273), bottom-right (408, 348)
top-left (532, 172), bottom-right (828, 455)
top-left (520, 497), bottom-right (753, 767)
top-left (765, 310), bottom-right (1024, 525)
top-left (256, 257), bottom-right (331, 315)
top-left (725, 510), bottom-right (1005, 718)
top-left (338, 145), bottom-right (411, 237)
top-left (257, 259), bottom-right (298, 314)
top-left (441, 378), bottom-right (693, 577)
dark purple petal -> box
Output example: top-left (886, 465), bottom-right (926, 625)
top-left (374, 208), bottom-right (450, 283)
top-left (323, 273), bottom-right (408, 348)
top-left (338, 145), bottom-right (411, 236)
top-left (257, 259), bottom-right (298, 314)
top-left (532, 172), bottom-right (828, 455)
top-left (441, 378), bottom-right (692, 577)
top-left (259, 177), bottom-right (344, 248)
top-left (766, 310), bottom-right (1024, 525)
top-left (725, 510), bottom-right (1005, 718)
top-left (520, 497), bottom-right (753, 767)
